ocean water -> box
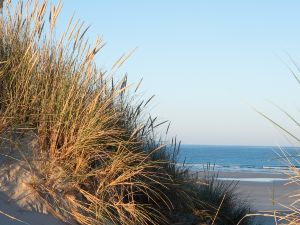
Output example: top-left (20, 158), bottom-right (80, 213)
top-left (177, 145), bottom-right (300, 174)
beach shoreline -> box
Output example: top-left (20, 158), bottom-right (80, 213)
top-left (211, 171), bottom-right (298, 212)
top-left (213, 171), bottom-right (298, 225)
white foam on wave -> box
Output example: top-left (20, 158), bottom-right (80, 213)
top-left (218, 177), bottom-right (288, 182)
top-left (176, 163), bottom-right (292, 174)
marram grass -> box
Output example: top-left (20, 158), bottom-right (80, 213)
top-left (0, 1), bottom-right (190, 224)
top-left (0, 1), bottom-right (253, 225)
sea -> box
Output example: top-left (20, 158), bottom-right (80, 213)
top-left (177, 145), bottom-right (300, 175)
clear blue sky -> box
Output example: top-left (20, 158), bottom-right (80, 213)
top-left (50, 1), bottom-right (300, 146)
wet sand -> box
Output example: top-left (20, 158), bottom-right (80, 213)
top-left (215, 171), bottom-right (298, 211)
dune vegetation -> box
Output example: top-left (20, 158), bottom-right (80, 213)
top-left (0, 1), bottom-right (253, 224)
top-left (258, 81), bottom-right (300, 224)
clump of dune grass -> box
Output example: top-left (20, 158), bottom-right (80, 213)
top-left (0, 0), bottom-right (199, 224)
top-left (0, 1), bottom-right (175, 224)
top-left (0, 1), bottom-right (255, 224)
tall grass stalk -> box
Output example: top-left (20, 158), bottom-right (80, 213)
top-left (256, 69), bottom-right (300, 224)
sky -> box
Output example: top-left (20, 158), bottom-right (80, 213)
top-left (41, 1), bottom-right (300, 146)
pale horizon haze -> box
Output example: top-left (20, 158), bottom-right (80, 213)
top-left (50, 1), bottom-right (300, 146)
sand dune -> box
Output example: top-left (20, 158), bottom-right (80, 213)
top-left (0, 159), bottom-right (66, 225)
top-left (0, 192), bottom-right (66, 225)
top-left (0, 164), bottom-right (297, 224)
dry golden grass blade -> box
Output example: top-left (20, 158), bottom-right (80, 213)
top-left (211, 194), bottom-right (225, 225)
top-left (111, 48), bottom-right (137, 71)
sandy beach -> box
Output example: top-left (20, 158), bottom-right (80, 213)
top-left (216, 171), bottom-right (298, 211)
top-left (217, 171), bottom-right (299, 225)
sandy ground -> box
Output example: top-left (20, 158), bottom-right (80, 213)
top-left (0, 160), bottom-right (67, 225)
top-left (0, 167), bottom-right (298, 225)
top-left (0, 192), bottom-right (66, 225)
